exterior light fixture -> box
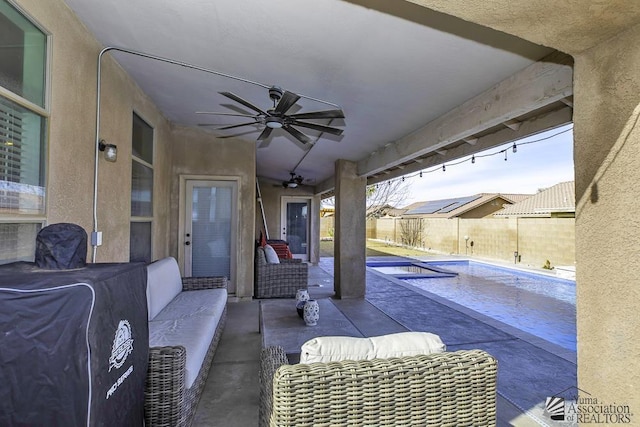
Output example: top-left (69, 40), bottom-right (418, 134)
top-left (98, 139), bottom-right (117, 162)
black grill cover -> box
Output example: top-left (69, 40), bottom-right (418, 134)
top-left (35, 223), bottom-right (88, 269)
top-left (0, 262), bottom-right (148, 427)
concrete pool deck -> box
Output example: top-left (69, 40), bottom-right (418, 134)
top-left (194, 256), bottom-right (577, 426)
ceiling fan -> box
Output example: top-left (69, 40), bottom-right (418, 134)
top-left (197, 86), bottom-right (345, 150)
top-left (282, 172), bottom-right (304, 188)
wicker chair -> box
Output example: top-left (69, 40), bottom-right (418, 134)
top-left (259, 347), bottom-right (498, 427)
top-left (254, 246), bottom-right (308, 298)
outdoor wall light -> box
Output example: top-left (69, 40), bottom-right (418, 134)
top-left (98, 139), bottom-right (117, 162)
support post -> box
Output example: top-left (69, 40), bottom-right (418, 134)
top-left (334, 160), bottom-right (366, 298)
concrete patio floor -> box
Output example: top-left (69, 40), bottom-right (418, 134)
top-left (193, 257), bottom-right (576, 426)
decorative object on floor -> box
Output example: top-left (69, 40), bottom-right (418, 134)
top-left (295, 289), bottom-right (310, 318)
top-left (303, 299), bottom-right (319, 326)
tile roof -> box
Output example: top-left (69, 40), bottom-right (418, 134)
top-left (494, 181), bottom-right (575, 217)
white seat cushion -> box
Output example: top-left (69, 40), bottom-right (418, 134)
top-left (149, 314), bottom-right (221, 389)
top-left (149, 288), bottom-right (227, 388)
top-left (299, 332), bottom-right (446, 364)
top-left (152, 288), bottom-right (227, 321)
top-left (146, 257), bottom-right (183, 321)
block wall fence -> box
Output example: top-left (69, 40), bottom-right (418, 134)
top-left (323, 216), bottom-right (575, 269)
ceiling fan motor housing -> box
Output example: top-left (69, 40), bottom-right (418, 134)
top-left (268, 86), bottom-right (284, 103)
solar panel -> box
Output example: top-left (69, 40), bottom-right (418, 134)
top-left (439, 195), bottom-right (482, 213)
top-left (406, 195), bottom-right (482, 215)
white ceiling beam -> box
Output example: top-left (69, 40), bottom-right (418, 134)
top-left (503, 119), bottom-right (522, 131)
top-left (357, 51), bottom-right (573, 177)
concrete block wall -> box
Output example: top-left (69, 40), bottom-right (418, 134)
top-left (359, 216), bottom-right (575, 268)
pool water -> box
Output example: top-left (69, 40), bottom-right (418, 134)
top-left (399, 261), bottom-right (576, 351)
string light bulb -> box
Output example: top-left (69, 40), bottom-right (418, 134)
top-left (419, 171), bottom-right (423, 178)
top-left (504, 151), bottom-right (508, 161)
top-left (442, 164), bottom-right (446, 172)
top-left (512, 143), bottom-right (517, 153)
top-left (471, 155), bottom-right (475, 164)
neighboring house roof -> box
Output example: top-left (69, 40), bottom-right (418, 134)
top-left (494, 181), bottom-right (575, 217)
top-left (403, 193), bottom-right (529, 219)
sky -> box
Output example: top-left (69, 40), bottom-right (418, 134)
top-left (400, 124), bottom-right (574, 206)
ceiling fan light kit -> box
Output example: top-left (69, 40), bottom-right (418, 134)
top-left (282, 172), bottom-right (304, 188)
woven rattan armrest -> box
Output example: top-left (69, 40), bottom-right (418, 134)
top-left (181, 276), bottom-right (227, 291)
top-left (259, 346), bottom-right (290, 427)
top-left (145, 345), bottom-right (187, 426)
top-left (279, 258), bottom-right (302, 264)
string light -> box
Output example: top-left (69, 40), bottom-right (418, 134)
top-left (370, 126), bottom-right (572, 187)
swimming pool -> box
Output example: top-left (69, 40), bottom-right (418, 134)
top-left (370, 260), bottom-right (576, 351)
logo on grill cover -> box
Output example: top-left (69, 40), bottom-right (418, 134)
top-left (109, 320), bottom-right (134, 372)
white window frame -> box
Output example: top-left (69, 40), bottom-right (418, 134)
top-left (130, 111), bottom-right (154, 262)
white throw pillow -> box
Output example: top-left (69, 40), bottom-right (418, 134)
top-left (299, 332), bottom-right (446, 364)
top-left (263, 244), bottom-right (280, 264)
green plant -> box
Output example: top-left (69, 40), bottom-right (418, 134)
top-left (542, 259), bottom-right (554, 270)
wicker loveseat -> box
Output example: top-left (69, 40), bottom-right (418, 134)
top-left (259, 346), bottom-right (498, 427)
top-left (254, 246), bottom-right (308, 298)
top-left (145, 257), bottom-right (227, 427)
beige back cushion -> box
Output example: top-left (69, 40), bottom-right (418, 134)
top-left (146, 257), bottom-right (183, 320)
top-left (299, 331), bottom-right (446, 364)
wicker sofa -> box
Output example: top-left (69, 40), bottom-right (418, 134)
top-left (260, 346), bottom-right (498, 427)
top-left (254, 245), bottom-right (308, 298)
top-left (145, 257), bottom-right (227, 427)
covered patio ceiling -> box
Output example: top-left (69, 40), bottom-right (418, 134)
top-left (62, 0), bottom-right (573, 192)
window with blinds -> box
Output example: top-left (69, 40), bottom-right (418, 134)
top-left (0, 0), bottom-right (48, 265)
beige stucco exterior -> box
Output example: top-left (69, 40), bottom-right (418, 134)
top-left (13, 0), bottom-right (257, 298)
top-left (9, 0), bottom-right (640, 417)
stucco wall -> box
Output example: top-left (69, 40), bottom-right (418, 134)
top-left (15, 0), bottom-right (173, 263)
top-left (169, 127), bottom-right (256, 298)
top-left (573, 23), bottom-right (640, 410)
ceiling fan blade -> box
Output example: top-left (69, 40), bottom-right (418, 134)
top-left (274, 91), bottom-right (300, 115)
top-left (258, 139), bottom-right (272, 148)
top-left (195, 111), bottom-right (256, 117)
top-left (219, 91), bottom-right (269, 116)
top-left (217, 122), bottom-right (258, 130)
top-left (257, 127), bottom-right (273, 140)
top-left (288, 109), bottom-right (345, 120)
top-left (283, 125), bottom-right (313, 150)
top-left (289, 120), bottom-right (344, 136)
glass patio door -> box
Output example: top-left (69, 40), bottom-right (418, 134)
top-left (184, 180), bottom-right (237, 289)
top-left (281, 197), bottom-right (310, 260)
